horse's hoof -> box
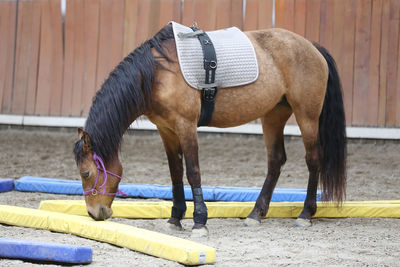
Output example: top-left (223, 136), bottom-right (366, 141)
top-left (167, 218), bottom-right (183, 231)
top-left (191, 224), bottom-right (209, 238)
top-left (243, 217), bottom-right (261, 227)
top-left (295, 218), bottom-right (312, 227)
top-left (167, 222), bottom-right (183, 231)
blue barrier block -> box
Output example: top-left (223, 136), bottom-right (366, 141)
top-left (0, 178), bottom-right (14, 193)
top-left (0, 238), bottom-right (92, 264)
top-left (15, 176), bottom-right (320, 202)
top-left (15, 177), bottom-right (83, 195)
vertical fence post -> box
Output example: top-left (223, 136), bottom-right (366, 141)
top-left (0, 1), bottom-right (17, 114)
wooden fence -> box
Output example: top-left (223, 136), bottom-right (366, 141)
top-left (0, 0), bottom-right (399, 127)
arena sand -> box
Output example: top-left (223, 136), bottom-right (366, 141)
top-left (0, 128), bottom-right (399, 266)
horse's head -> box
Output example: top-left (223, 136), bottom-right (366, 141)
top-left (74, 128), bottom-right (123, 221)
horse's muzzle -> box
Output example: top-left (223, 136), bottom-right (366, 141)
top-left (87, 204), bottom-right (113, 221)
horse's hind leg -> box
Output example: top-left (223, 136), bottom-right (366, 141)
top-left (295, 117), bottom-right (320, 227)
top-left (158, 127), bottom-right (186, 230)
top-left (245, 104), bottom-right (292, 225)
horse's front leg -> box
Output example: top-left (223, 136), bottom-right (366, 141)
top-left (158, 127), bottom-right (186, 230)
top-left (176, 123), bottom-right (208, 236)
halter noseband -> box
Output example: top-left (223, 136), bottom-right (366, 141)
top-left (83, 153), bottom-right (127, 197)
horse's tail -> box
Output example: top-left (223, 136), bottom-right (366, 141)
top-left (314, 43), bottom-right (347, 203)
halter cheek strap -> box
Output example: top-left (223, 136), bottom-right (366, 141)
top-left (83, 153), bottom-right (127, 197)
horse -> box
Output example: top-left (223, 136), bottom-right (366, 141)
top-left (73, 23), bottom-right (346, 235)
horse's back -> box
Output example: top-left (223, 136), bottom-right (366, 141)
top-left (149, 27), bottom-right (329, 129)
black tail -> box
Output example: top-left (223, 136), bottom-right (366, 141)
top-left (314, 43), bottom-right (347, 203)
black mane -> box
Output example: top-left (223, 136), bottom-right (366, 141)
top-left (74, 24), bottom-right (174, 165)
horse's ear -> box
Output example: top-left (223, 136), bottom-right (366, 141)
top-left (77, 128), bottom-right (84, 139)
top-left (78, 128), bottom-right (92, 153)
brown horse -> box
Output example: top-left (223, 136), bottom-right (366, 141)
top-left (74, 23), bottom-right (346, 235)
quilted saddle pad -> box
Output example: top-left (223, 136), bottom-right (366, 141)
top-left (171, 21), bottom-right (259, 90)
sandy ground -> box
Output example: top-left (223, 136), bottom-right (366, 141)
top-left (0, 127), bottom-right (399, 266)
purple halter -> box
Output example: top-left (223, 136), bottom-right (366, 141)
top-left (83, 153), bottom-right (127, 197)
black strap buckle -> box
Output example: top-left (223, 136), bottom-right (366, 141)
top-left (202, 87), bottom-right (217, 102)
top-left (204, 60), bottom-right (217, 70)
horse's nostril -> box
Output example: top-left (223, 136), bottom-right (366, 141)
top-left (98, 205), bottom-right (107, 220)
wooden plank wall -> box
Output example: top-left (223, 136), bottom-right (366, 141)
top-left (2, 0), bottom-right (63, 116)
top-left (275, 0), bottom-right (400, 127)
top-left (0, 0), bottom-right (399, 127)
top-left (0, 1), bottom-right (17, 114)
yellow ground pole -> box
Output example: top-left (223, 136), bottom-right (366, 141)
top-left (0, 205), bottom-right (215, 265)
top-left (39, 200), bottom-right (400, 218)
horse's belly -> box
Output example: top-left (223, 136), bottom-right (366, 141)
top-left (209, 85), bottom-right (284, 127)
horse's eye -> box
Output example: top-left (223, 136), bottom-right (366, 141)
top-left (81, 171), bottom-right (90, 179)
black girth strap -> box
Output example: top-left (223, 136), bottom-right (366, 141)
top-left (190, 26), bottom-right (218, 127)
